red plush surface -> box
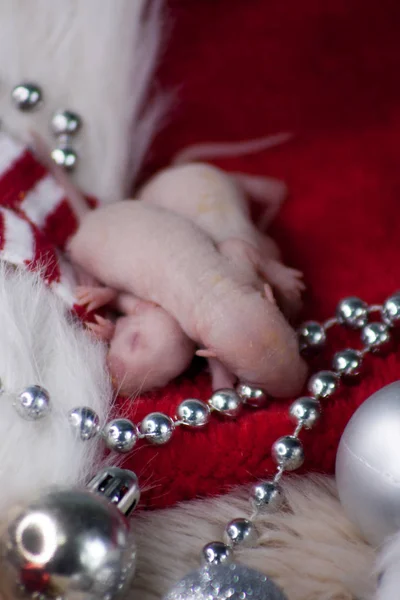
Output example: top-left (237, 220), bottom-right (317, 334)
top-left (117, 0), bottom-right (400, 509)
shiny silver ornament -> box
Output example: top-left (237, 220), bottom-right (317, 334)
top-left (102, 418), bottom-right (137, 453)
top-left (14, 385), bottom-right (51, 420)
top-left (208, 389), bottom-right (242, 417)
top-left (332, 348), bottom-right (363, 378)
top-left (361, 322), bottom-right (391, 354)
top-left (251, 480), bottom-right (284, 511)
top-left (68, 406), bottom-right (100, 440)
top-left (88, 466), bottom-right (140, 516)
top-left (336, 381), bottom-right (400, 545)
top-left (139, 412), bottom-right (174, 444)
top-left (236, 383), bottom-right (269, 408)
top-left (11, 83), bottom-right (42, 111)
top-left (51, 110), bottom-right (82, 136)
top-left (224, 518), bottom-right (257, 547)
top-left (0, 487), bottom-right (137, 600)
top-left (382, 292), bottom-right (400, 327)
top-left (51, 147), bottom-right (78, 171)
top-left (297, 321), bottom-right (326, 352)
top-left (272, 435), bottom-right (304, 471)
top-left (176, 399), bottom-right (210, 427)
top-left (336, 297), bottom-right (368, 329)
top-left (201, 542), bottom-right (232, 566)
top-left (163, 563), bottom-right (288, 600)
top-left (308, 370), bottom-right (339, 399)
top-left (289, 397), bottom-right (321, 429)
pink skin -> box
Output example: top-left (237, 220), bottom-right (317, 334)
top-left (137, 162), bottom-right (305, 318)
top-left (69, 201), bottom-right (307, 397)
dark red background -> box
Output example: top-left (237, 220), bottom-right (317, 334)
top-left (117, 0), bottom-right (400, 509)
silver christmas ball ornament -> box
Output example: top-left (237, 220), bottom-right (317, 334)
top-left (361, 322), bottom-right (391, 354)
top-left (201, 542), bottom-right (232, 566)
top-left (272, 436), bottom-right (304, 471)
top-left (163, 563), bottom-right (288, 600)
top-left (382, 292), bottom-right (400, 327)
top-left (68, 406), bottom-right (100, 440)
top-left (14, 385), bottom-right (51, 420)
top-left (332, 348), bottom-right (363, 378)
top-left (176, 399), bottom-right (210, 427)
top-left (224, 518), bottom-right (258, 547)
top-left (251, 480), bottom-right (284, 512)
top-left (88, 466), bottom-right (140, 516)
top-left (139, 412), bottom-right (174, 444)
top-left (336, 296), bottom-right (368, 329)
top-left (308, 370), bottom-right (339, 399)
top-left (51, 110), bottom-right (82, 136)
top-left (336, 381), bottom-right (400, 545)
top-left (289, 397), bottom-right (321, 429)
top-left (102, 418), bottom-right (137, 453)
top-left (208, 389), bottom-right (243, 417)
top-left (297, 321), bottom-right (326, 352)
top-left (51, 147), bottom-right (78, 171)
top-left (11, 83), bottom-right (42, 111)
top-left (236, 383), bottom-right (269, 408)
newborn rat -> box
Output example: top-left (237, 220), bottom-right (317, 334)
top-left (69, 201), bottom-right (307, 397)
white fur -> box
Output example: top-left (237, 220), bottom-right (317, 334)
top-left (0, 0), bottom-right (165, 204)
top-left (0, 264), bottom-right (111, 511)
top-left (131, 475), bottom-right (377, 600)
top-left (374, 531), bottom-right (400, 600)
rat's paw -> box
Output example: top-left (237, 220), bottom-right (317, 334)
top-left (86, 315), bottom-right (116, 341)
top-left (268, 265), bottom-right (305, 317)
top-left (76, 285), bottom-right (117, 312)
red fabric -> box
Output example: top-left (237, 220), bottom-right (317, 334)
top-left (117, 0), bottom-right (400, 509)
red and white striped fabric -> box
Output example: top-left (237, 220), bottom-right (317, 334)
top-left (0, 131), bottom-right (84, 311)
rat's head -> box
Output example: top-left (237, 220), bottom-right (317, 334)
top-left (200, 286), bottom-right (307, 398)
top-left (107, 309), bottom-right (195, 395)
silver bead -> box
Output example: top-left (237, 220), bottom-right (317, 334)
top-left (51, 147), bottom-right (78, 171)
top-left (51, 109), bottom-right (82, 136)
top-left (88, 466), bottom-right (140, 516)
top-left (336, 296), bottom-right (368, 329)
top-left (11, 83), bottom-right (42, 111)
top-left (289, 397), bottom-right (321, 429)
top-left (102, 418), bottom-right (137, 453)
top-left (251, 480), bottom-right (284, 511)
top-left (308, 370), bottom-right (339, 399)
top-left (236, 383), bottom-right (269, 408)
top-left (224, 518), bottom-right (258, 547)
top-left (382, 292), bottom-right (400, 327)
top-left (163, 564), bottom-right (288, 600)
top-left (208, 388), bottom-right (242, 417)
top-left (14, 385), bottom-right (51, 420)
top-left (272, 435), bottom-right (304, 471)
top-left (0, 488), bottom-right (136, 600)
top-left (68, 406), bottom-right (100, 440)
top-left (361, 322), bottom-right (391, 354)
top-left (176, 399), bottom-right (210, 427)
top-left (332, 348), bottom-right (363, 378)
top-left (139, 412), bottom-right (174, 444)
top-left (297, 320), bottom-right (326, 352)
top-left (201, 542), bottom-right (232, 566)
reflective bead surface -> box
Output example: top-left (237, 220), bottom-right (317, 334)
top-left (251, 480), bottom-right (284, 511)
top-left (11, 83), bottom-right (42, 110)
top-left (236, 383), bottom-right (269, 408)
top-left (224, 518), bottom-right (258, 547)
top-left (139, 412), bottom-right (174, 444)
top-left (14, 385), bottom-right (51, 420)
top-left (51, 109), bottom-right (82, 135)
top-left (201, 542), bottom-right (232, 566)
top-left (297, 321), bottom-right (326, 352)
top-left (88, 466), bottom-right (140, 516)
top-left (51, 147), bottom-right (78, 171)
top-left (176, 399), bottom-right (210, 427)
top-left (272, 436), bottom-right (304, 471)
top-left (336, 297), bottom-right (368, 329)
top-left (382, 292), bottom-right (400, 327)
top-left (308, 370), bottom-right (339, 399)
top-left (361, 322), bottom-right (391, 354)
top-left (208, 389), bottom-right (242, 417)
top-left (332, 348), bottom-right (363, 378)
top-left (102, 418), bottom-right (137, 453)
top-left (68, 406), bottom-right (100, 440)
top-left (289, 397), bottom-right (321, 429)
